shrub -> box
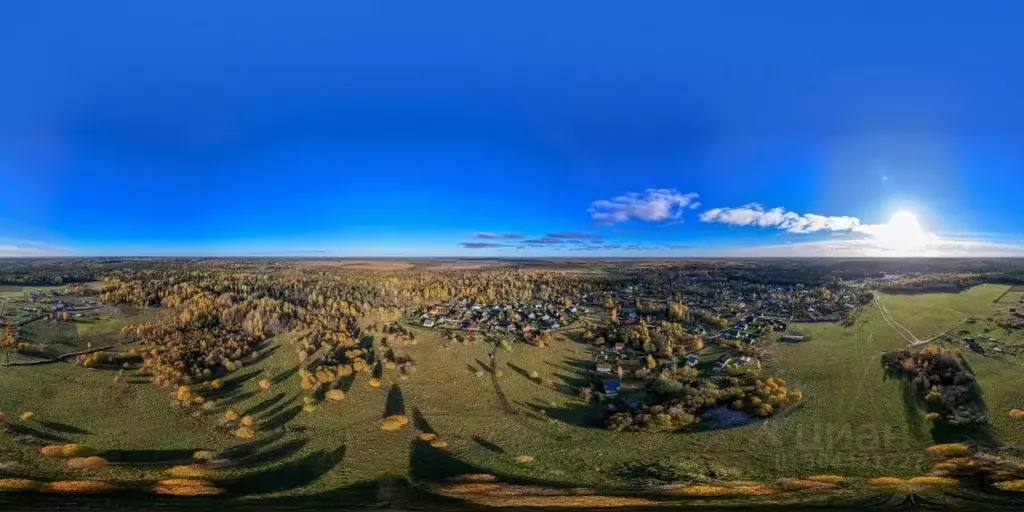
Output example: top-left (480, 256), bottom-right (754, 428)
top-left (152, 478), bottom-right (222, 496)
top-left (19, 411), bottom-right (35, 421)
top-left (528, 370), bottom-right (540, 380)
top-left (66, 456), bottom-right (109, 469)
top-left (805, 475), bottom-right (846, 485)
top-left (234, 426), bottom-right (256, 439)
top-left (0, 478), bottom-right (39, 491)
top-left (777, 478), bottom-right (835, 490)
top-left (671, 485), bottom-right (733, 497)
top-left (326, 389), bottom-right (345, 402)
top-left (259, 379), bottom-right (271, 391)
top-left (192, 450), bottom-right (216, 461)
top-left (43, 480), bottom-right (116, 493)
top-left (1010, 409), bottom-right (1024, 419)
top-left (994, 479), bottom-right (1024, 491)
top-left (908, 476), bottom-right (957, 487)
top-left (39, 445), bottom-right (66, 456)
top-left (868, 477), bottom-right (909, 487)
top-left (368, 378), bottom-right (381, 388)
top-left (924, 412), bottom-right (941, 422)
top-left (224, 409), bottom-right (240, 422)
top-left (926, 443), bottom-right (969, 457)
top-left (515, 455), bottom-right (534, 464)
top-left (210, 379), bottom-right (222, 390)
top-left (419, 432), bottom-right (437, 441)
top-left (239, 415), bottom-right (254, 427)
top-left (429, 439), bottom-right (448, 448)
top-left (166, 464), bottom-right (213, 478)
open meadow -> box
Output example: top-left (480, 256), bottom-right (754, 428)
top-left (3, 274), bottom-right (1024, 509)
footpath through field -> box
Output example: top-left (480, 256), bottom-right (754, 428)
top-left (873, 295), bottom-right (965, 346)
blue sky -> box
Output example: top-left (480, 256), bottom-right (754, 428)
top-left (1, 1), bottom-right (1023, 257)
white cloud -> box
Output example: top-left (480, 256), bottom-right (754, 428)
top-left (588, 189), bottom-right (699, 225)
top-left (699, 204), bottom-right (863, 234)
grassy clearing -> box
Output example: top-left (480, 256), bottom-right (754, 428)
top-left (877, 284), bottom-right (1009, 339)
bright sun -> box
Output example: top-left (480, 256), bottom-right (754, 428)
top-left (887, 210), bottom-right (924, 237)
top-left (871, 210), bottom-right (935, 254)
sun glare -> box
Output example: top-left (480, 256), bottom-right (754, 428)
top-left (871, 210), bottom-right (935, 255)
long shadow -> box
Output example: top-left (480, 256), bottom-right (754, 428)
top-left (271, 365), bottom-right (299, 385)
top-left (259, 394), bottom-right (300, 420)
top-left (219, 390), bottom-right (258, 408)
top-left (246, 343), bottom-right (280, 365)
top-left (534, 400), bottom-right (604, 429)
top-left (224, 446), bottom-right (345, 495)
top-left (5, 423), bottom-right (70, 442)
top-left (38, 420), bottom-right (91, 435)
top-left (337, 372), bottom-right (356, 393)
top-left (263, 404), bottom-right (303, 430)
top-left (104, 448), bottom-right (195, 465)
top-left (243, 392), bottom-right (286, 417)
top-left (409, 439), bottom-right (483, 482)
top-left (411, 407), bottom-right (435, 434)
top-left (900, 380), bottom-right (925, 440)
top-left (221, 431), bottom-right (286, 460)
top-left (236, 438), bottom-right (309, 468)
top-left (206, 369), bottom-right (261, 400)
top-left (465, 363), bottom-right (478, 375)
top-left (384, 384), bottom-right (405, 418)
top-left (506, 362), bottom-right (535, 381)
top-left (471, 435), bottom-right (505, 454)
top-left (474, 358), bottom-right (493, 373)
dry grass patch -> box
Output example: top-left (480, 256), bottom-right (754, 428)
top-left (868, 477), bottom-right (910, 488)
top-left (418, 432), bottom-right (437, 442)
top-left (514, 455), bottom-right (534, 464)
top-left (66, 456), bottom-right (110, 469)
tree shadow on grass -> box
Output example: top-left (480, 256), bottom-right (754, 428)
top-left (471, 435), bottom-right (505, 454)
top-left (103, 448), bottom-right (195, 465)
top-left (258, 394), bottom-right (299, 421)
top-left (528, 400), bottom-right (603, 429)
top-left (411, 407), bottom-right (435, 434)
top-left (506, 362), bottom-right (536, 381)
top-left (271, 365), bottom-right (299, 385)
top-left (37, 420), bottom-right (91, 435)
top-left (246, 343), bottom-right (280, 366)
top-left (409, 439), bottom-right (482, 482)
top-left (221, 431), bottom-right (286, 460)
top-left (384, 384), bottom-right (405, 418)
top-left (218, 390), bottom-right (258, 408)
top-left (5, 423), bottom-right (70, 443)
top-left (263, 404), bottom-right (303, 430)
top-left (900, 380), bottom-right (926, 440)
top-left (243, 392), bottom-right (286, 417)
top-left (224, 446), bottom-right (346, 495)
top-left (206, 369), bottom-right (261, 400)
top-left (331, 372), bottom-right (353, 393)
top-left (235, 437), bottom-right (309, 468)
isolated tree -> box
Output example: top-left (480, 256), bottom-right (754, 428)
top-left (1, 324), bottom-right (18, 365)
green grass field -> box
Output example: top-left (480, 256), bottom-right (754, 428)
top-left (3, 285), bottom-right (1024, 506)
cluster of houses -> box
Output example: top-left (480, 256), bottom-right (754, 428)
top-left (413, 298), bottom-right (585, 336)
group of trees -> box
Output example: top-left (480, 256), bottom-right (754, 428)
top-left (882, 345), bottom-right (987, 425)
top-left (606, 369), bottom-right (802, 432)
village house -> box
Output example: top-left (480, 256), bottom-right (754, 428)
top-left (685, 354), bottom-right (700, 367)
